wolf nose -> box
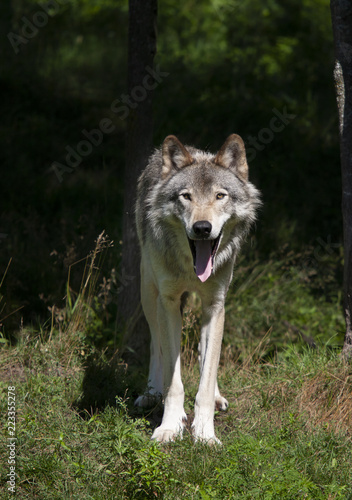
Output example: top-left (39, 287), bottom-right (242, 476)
top-left (193, 220), bottom-right (212, 237)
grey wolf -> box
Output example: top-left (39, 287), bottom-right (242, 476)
top-left (135, 134), bottom-right (261, 444)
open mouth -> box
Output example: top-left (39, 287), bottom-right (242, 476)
top-left (187, 232), bottom-right (222, 282)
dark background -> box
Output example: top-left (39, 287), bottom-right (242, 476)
top-left (0, 0), bottom-right (341, 343)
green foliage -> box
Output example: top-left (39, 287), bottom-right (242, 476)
top-left (224, 246), bottom-right (345, 358)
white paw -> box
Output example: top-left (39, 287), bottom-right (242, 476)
top-left (192, 425), bottom-right (222, 446)
top-left (151, 426), bottom-right (183, 443)
top-left (151, 411), bottom-right (187, 442)
top-left (192, 416), bottom-right (221, 445)
top-left (134, 393), bottom-right (161, 408)
top-left (196, 434), bottom-right (222, 446)
top-left (215, 395), bottom-right (228, 411)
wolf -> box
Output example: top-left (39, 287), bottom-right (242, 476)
top-left (135, 134), bottom-right (261, 444)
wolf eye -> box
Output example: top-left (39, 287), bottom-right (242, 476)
top-left (181, 193), bottom-right (191, 201)
top-left (216, 192), bottom-right (226, 200)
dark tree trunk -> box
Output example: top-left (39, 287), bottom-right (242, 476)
top-left (120, 0), bottom-right (157, 362)
top-left (0, 1), bottom-right (13, 72)
top-left (330, 1), bottom-right (352, 356)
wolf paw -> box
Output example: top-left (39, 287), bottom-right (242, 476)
top-left (151, 411), bottom-right (187, 443)
top-left (192, 417), bottom-right (222, 445)
top-left (134, 393), bottom-right (161, 408)
top-left (151, 426), bottom-right (183, 443)
top-left (215, 395), bottom-right (228, 411)
top-left (192, 426), bottom-right (222, 446)
top-left (195, 434), bottom-right (222, 446)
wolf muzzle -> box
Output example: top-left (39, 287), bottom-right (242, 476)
top-left (188, 221), bottom-right (222, 282)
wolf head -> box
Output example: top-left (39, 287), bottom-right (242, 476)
top-left (140, 134), bottom-right (261, 282)
top-left (159, 134), bottom-right (261, 282)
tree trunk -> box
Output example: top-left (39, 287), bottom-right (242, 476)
top-left (120, 0), bottom-right (157, 362)
top-left (330, 1), bottom-right (352, 356)
top-left (0, 1), bottom-right (13, 73)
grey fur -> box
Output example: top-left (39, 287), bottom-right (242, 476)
top-left (136, 136), bottom-right (260, 277)
top-left (135, 134), bottom-right (261, 444)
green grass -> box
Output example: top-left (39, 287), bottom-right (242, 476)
top-left (0, 239), bottom-right (350, 499)
top-left (1, 330), bottom-right (352, 499)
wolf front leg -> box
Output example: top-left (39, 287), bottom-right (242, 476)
top-left (151, 294), bottom-right (187, 442)
top-left (198, 325), bottom-right (229, 413)
top-left (192, 301), bottom-right (225, 444)
top-left (135, 263), bottom-right (163, 408)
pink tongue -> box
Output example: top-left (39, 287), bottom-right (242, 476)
top-left (194, 240), bottom-right (213, 282)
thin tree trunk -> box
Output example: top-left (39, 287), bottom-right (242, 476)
top-left (120, 0), bottom-right (157, 362)
top-left (330, 1), bottom-right (352, 356)
top-left (0, 1), bottom-right (13, 72)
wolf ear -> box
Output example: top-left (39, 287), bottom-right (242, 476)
top-left (161, 135), bottom-right (193, 179)
top-left (214, 134), bottom-right (248, 182)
